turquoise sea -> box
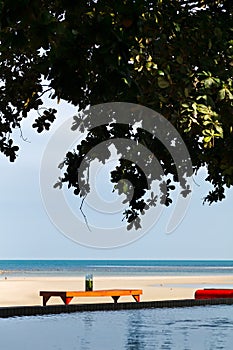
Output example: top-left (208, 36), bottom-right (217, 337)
top-left (1, 259), bottom-right (233, 277)
top-left (0, 260), bottom-right (233, 349)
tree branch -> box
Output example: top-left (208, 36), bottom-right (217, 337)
top-left (80, 195), bottom-right (91, 232)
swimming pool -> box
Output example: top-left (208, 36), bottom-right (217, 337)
top-left (0, 304), bottom-right (232, 349)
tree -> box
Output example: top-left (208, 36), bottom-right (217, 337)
top-left (0, 0), bottom-right (233, 228)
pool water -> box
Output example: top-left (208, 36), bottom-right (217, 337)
top-left (0, 305), bottom-right (232, 350)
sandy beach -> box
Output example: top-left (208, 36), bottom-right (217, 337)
top-left (0, 275), bottom-right (233, 307)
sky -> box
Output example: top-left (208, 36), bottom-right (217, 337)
top-left (1, 99), bottom-right (233, 260)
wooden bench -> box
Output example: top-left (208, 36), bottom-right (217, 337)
top-left (40, 289), bottom-right (143, 306)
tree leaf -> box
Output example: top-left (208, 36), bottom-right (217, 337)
top-left (158, 77), bottom-right (170, 89)
top-left (218, 89), bottom-right (226, 101)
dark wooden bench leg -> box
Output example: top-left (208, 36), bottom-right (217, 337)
top-left (112, 296), bottom-right (120, 304)
top-left (133, 295), bottom-right (140, 302)
top-left (43, 295), bottom-right (51, 306)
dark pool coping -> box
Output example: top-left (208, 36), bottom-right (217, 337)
top-left (1, 298), bottom-right (233, 318)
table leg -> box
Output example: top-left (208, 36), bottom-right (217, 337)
top-left (43, 295), bottom-right (51, 306)
top-left (112, 296), bottom-right (120, 303)
top-left (133, 295), bottom-right (140, 302)
top-left (60, 295), bottom-right (73, 305)
top-left (65, 297), bottom-right (73, 305)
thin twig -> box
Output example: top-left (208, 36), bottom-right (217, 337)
top-left (80, 195), bottom-right (91, 232)
top-left (19, 126), bottom-right (31, 143)
top-left (37, 106), bottom-right (49, 117)
top-left (38, 87), bottom-right (52, 99)
top-left (192, 176), bottom-right (200, 187)
top-left (79, 162), bottom-right (92, 231)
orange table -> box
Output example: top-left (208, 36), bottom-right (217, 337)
top-left (40, 289), bottom-right (143, 306)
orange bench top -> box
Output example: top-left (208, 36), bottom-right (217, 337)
top-left (40, 289), bottom-right (142, 297)
top-left (40, 289), bottom-right (143, 305)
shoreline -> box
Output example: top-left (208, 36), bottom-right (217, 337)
top-left (0, 275), bottom-right (233, 307)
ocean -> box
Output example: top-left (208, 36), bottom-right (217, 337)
top-left (1, 260), bottom-right (233, 349)
top-left (1, 259), bottom-right (233, 277)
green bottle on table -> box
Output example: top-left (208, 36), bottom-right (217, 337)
top-left (85, 274), bottom-right (93, 291)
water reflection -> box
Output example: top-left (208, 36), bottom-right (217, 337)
top-left (125, 312), bottom-right (146, 349)
top-left (79, 313), bottom-right (94, 350)
top-left (0, 305), bottom-right (233, 349)
top-left (122, 306), bottom-right (233, 350)
top-left (125, 310), bottom-right (182, 350)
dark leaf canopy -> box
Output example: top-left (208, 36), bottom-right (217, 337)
top-left (0, 0), bottom-right (232, 227)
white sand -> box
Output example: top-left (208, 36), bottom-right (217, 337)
top-left (0, 275), bottom-right (233, 307)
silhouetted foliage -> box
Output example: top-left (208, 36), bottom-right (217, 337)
top-left (1, 0), bottom-right (233, 227)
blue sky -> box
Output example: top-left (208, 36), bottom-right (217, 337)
top-left (1, 100), bottom-right (233, 260)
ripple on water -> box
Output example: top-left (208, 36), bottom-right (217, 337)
top-left (0, 305), bottom-right (232, 350)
